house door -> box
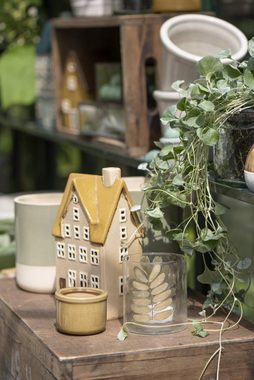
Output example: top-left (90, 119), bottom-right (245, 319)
top-left (59, 277), bottom-right (66, 289)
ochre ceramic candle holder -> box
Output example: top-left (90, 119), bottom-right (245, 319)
top-left (55, 287), bottom-right (108, 335)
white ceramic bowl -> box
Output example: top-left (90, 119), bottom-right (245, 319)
top-left (244, 170), bottom-right (254, 192)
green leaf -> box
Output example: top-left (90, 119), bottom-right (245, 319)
top-left (197, 127), bottom-right (219, 146)
top-left (248, 37), bottom-right (254, 58)
top-left (172, 174), bottom-right (185, 186)
top-left (200, 228), bottom-right (224, 242)
top-left (197, 56), bottom-right (223, 76)
top-left (146, 207), bottom-right (164, 219)
top-left (211, 282), bottom-right (223, 295)
top-left (197, 266), bottom-right (221, 285)
top-left (247, 57), bottom-right (254, 71)
top-left (171, 80), bottom-right (185, 93)
top-left (224, 64), bottom-right (241, 79)
top-left (244, 69), bottom-right (254, 89)
top-left (237, 257), bottom-right (252, 270)
top-left (192, 321), bottom-right (209, 338)
top-left (216, 48), bottom-right (232, 59)
top-left (166, 228), bottom-right (182, 239)
top-left (117, 326), bottom-right (128, 341)
top-left (216, 79), bottom-right (230, 94)
top-left (198, 100), bottom-right (215, 112)
top-left (159, 144), bottom-right (174, 158)
top-left (177, 97), bottom-right (187, 111)
top-left (160, 105), bottom-right (178, 125)
top-left (214, 202), bottom-right (227, 216)
top-left (183, 116), bottom-right (200, 128)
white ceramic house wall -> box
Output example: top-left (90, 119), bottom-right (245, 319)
top-left (159, 14), bottom-right (248, 90)
top-left (52, 168), bottom-right (143, 320)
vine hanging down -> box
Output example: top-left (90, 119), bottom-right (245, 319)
top-left (143, 39), bottom-right (254, 317)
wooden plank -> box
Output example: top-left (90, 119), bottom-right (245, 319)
top-left (51, 14), bottom-right (170, 29)
top-left (121, 18), bottom-right (163, 156)
top-left (0, 278), bottom-right (254, 379)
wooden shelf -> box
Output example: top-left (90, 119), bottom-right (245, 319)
top-left (0, 278), bottom-right (254, 379)
top-left (0, 114), bottom-right (142, 169)
top-left (52, 14), bottom-right (175, 156)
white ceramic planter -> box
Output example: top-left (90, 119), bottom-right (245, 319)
top-left (15, 193), bottom-right (63, 293)
top-left (70, 0), bottom-right (112, 16)
top-left (244, 170), bottom-right (254, 192)
top-left (160, 14), bottom-right (248, 89)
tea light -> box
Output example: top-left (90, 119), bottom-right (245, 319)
top-left (55, 287), bottom-right (108, 335)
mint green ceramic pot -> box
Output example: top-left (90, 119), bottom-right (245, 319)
top-left (15, 193), bottom-right (62, 293)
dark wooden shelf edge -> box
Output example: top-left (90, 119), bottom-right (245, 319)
top-left (0, 115), bottom-right (143, 169)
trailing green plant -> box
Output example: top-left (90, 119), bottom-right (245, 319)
top-left (143, 38), bottom-right (254, 318)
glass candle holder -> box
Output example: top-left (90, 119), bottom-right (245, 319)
top-left (123, 253), bottom-right (187, 334)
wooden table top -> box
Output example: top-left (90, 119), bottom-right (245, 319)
top-left (0, 278), bottom-right (254, 379)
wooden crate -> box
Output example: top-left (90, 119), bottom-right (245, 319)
top-left (1, 278), bottom-right (254, 379)
top-left (52, 14), bottom-right (172, 157)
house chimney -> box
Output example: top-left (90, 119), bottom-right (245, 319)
top-left (102, 167), bottom-right (121, 187)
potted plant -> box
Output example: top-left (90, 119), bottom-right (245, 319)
top-left (143, 39), bottom-right (254, 326)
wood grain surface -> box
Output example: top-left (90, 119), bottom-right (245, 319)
top-left (0, 278), bottom-right (254, 379)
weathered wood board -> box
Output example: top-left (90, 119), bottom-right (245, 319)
top-left (0, 278), bottom-right (254, 379)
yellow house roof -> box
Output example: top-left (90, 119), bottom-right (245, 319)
top-left (52, 173), bottom-right (141, 244)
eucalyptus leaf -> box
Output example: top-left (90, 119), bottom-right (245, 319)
top-left (146, 207), bottom-right (164, 219)
top-left (183, 116), bottom-right (200, 128)
top-left (211, 282), bottom-right (223, 295)
top-left (197, 266), bottom-right (221, 285)
top-left (216, 48), bottom-right (232, 59)
top-left (244, 69), bottom-right (254, 89)
top-left (117, 326), bottom-right (128, 341)
top-left (214, 202), bottom-right (227, 215)
top-left (192, 321), bottom-right (209, 338)
top-left (171, 80), bottom-right (185, 92)
top-left (172, 174), bottom-right (185, 186)
top-left (248, 37), bottom-right (254, 58)
top-left (197, 56), bottom-right (223, 76)
top-left (197, 127), bottom-right (219, 146)
top-left (224, 64), bottom-right (241, 79)
top-left (237, 257), bottom-right (252, 270)
top-left (247, 57), bottom-right (254, 71)
top-left (177, 97), bottom-right (188, 111)
top-left (198, 100), bottom-right (215, 112)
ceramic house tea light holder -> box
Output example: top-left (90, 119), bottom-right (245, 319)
top-left (52, 167), bottom-right (143, 320)
top-left (55, 287), bottom-right (108, 335)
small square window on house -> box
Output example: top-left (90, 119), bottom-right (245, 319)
top-left (67, 244), bottom-right (76, 260)
top-left (83, 226), bottom-right (89, 241)
top-left (119, 247), bottom-right (128, 263)
top-left (73, 207), bottom-right (79, 221)
top-left (64, 223), bottom-right (71, 238)
top-left (119, 276), bottom-right (124, 295)
top-left (72, 193), bottom-right (78, 204)
top-left (79, 246), bottom-right (87, 263)
top-left (90, 249), bottom-right (99, 265)
top-left (120, 226), bottom-right (127, 240)
top-left (56, 242), bottom-right (65, 258)
top-left (90, 274), bottom-right (100, 288)
top-left (73, 225), bottom-right (80, 239)
top-left (68, 269), bottom-right (76, 287)
top-left (79, 271), bottom-right (88, 287)
top-left (119, 208), bottom-right (127, 223)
